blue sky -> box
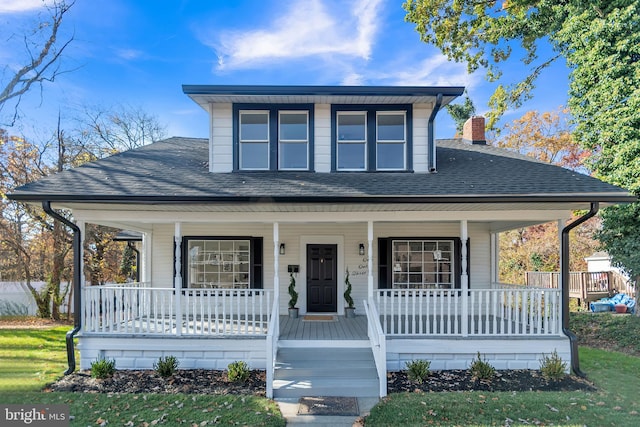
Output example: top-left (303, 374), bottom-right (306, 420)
top-left (1, 0), bottom-right (571, 140)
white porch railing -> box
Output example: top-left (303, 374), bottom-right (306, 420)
top-left (375, 287), bottom-right (561, 337)
top-left (363, 297), bottom-right (387, 398)
top-left (265, 298), bottom-right (280, 398)
top-left (83, 283), bottom-right (273, 336)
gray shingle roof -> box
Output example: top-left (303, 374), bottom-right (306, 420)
top-left (8, 137), bottom-right (632, 203)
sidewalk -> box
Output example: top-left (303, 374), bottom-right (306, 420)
top-left (276, 397), bottom-right (379, 426)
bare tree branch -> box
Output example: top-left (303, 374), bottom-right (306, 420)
top-left (0, 0), bottom-right (76, 125)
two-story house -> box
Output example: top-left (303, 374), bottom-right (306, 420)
top-left (8, 85), bottom-right (634, 398)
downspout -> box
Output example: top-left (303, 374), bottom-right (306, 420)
top-left (42, 201), bottom-right (81, 375)
top-left (427, 93), bottom-right (443, 173)
top-left (561, 202), bottom-right (598, 377)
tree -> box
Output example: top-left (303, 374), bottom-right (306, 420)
top-left (493, 109), bottom-right (598, 284)
top-left (446, 92), bottom-right (475, 135)
top-left (403, 0), bottom-right (635, 129)
top-left (494, 108), bottom-right (588, 171)
top-left (0, 1), bottom-right (75, 125)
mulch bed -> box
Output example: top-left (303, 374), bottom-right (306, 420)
top-left (47, 368), bottom-right (594, 396)
top-left (387, 369), bottom-right (596, 393)
top-left (47, 369), bottom-right (267, 396)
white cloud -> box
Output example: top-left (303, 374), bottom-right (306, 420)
top-left (377, 55), bottom-right (475, 87)
top-left (210, 0), bottom-right (383, 70)
top-left (341, 72), bottom-right (365, 86)
top-left (115, 48), bottom-right (144, 61)
top-left (0, 0), bottom-right (52, 13)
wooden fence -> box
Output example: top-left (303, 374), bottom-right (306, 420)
top-left (525, 271), bottom-right (635, 304)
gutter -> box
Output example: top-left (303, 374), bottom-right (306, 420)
top-left (42, 201), bottom-right (81, 375)
top-left (561, 202), bottom-right (598, 377)
top-left (427, 93), bottom-right (444, 172)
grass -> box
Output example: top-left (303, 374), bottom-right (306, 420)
top-left (570, 312), bottom-right (640, 356)
top-left (0, 326), bottom-right (69, 391)
top-left (0, 322), bottom-right (285, 426)
top-left (0, 392), bottom-right (284, 426)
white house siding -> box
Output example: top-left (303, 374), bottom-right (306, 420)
top-left (209, 103), bottom-right (233, 173)
top-left (386, 337), bottom-right (571, 371)
top-left (78, 336), bottom-right (266, 370)
top-left (314, 104), bottom-right (331, 172)
top-left (412, 104), bottom-right (433, 173)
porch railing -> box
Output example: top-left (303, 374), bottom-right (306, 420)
top-left (363, 297), bottom-right (387, 397)
top-left (375, 287), bottom-right (561, 337)
top-left (526, 271), bottom-right (636, 300)
top-left (266, 298), bottom-right (280, 398)
top-left (83, 283), bottom-right (273, 336)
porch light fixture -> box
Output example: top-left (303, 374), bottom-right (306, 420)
top-left (359, 243), bottom-right (365, 256)
top-left (279, 243), bottom-right (285, 255)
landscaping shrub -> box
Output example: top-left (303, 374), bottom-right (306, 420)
top-left (539, 350), bottom-right (567, 381)
top-left (154, 355), bottom-right (179, 378)
top-left (405, 359), bottom-right (430, 384)
top-left (0, 300), bottom-right (29, 316)
top-left (469, 351), bottom-right (495, 381)
top-left (227, 360), bottom-right (250, 383)
top-left (90, 357), bottom-right (116, 379)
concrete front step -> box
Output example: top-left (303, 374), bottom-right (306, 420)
top-left (273, 347), bottom-right (380, 398)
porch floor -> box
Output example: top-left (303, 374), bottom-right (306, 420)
top-left (279, 315), bottom-right (368, 340)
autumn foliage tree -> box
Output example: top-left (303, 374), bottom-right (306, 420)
top-left (492, 108), bottom-right (600, 284)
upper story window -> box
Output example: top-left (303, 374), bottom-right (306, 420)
top-left (239, 111), bottom-right (270, 170)
top-left (332, 105), bottom-right (412, 171)
top-left (234, 104), bottom-right (313, 171)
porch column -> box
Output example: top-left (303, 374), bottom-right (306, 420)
top-left (490, 232), bottom-right (499, 285)
top-left (368, 220), bottom-right (374, 299)
top-left (174, 222), bottom-right (182, 336)
top-left (141, 231), bottom-right (152, 284)
top-left (460, 220), bottom-right (469, 337)
top-left (273, 222), bottom-right (280, 305)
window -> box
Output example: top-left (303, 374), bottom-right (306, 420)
top-left (378, 237), bottom-right (462, 289)
top-left (182, 237), bottom-right (263, 289)
top-left (376, 112), bottom-right (406, 170)
top-left (337, 112), bottom-right (367, 170)
top-left (234, 104), bottom-right (313, 171)
top-left (279, 111), bottom-right (309, 170)
top-left (239, 111), bottom-right (269, 170)
top-left (332, 105), bottom-right (412, 171)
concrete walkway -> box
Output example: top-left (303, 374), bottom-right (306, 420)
top-left (276, 397), bottom-right (379, 426)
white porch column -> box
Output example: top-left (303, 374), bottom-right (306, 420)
top-left (490, 232), bottom-right (499, 285)
top-left (141, 231), bottom-right (152, 284)
top-left (273, 222), bottom-right (280, 305)
top-left (558, 219), bottom-right (564, 272)
top-left (368, 221), bottom-right (374, 299)
top-left (174, 222), bottom-right (182, 336)
top-left (460, 220), bottom-right (469, 337)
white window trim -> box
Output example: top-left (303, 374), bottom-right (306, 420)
top-left (391, 239), bottom-right (455, 289)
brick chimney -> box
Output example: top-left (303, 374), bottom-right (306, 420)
top-left (462, 116), bottom-right (486, 145)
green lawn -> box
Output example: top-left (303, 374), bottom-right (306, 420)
top-left (0, 325), bottom-right (285, 426)
top-left (0, 326), bottom-right (69, 391)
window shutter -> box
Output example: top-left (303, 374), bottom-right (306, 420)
top-left (378, 238), bottom-right (390, 289)
top-left (251, 237), bottom-right (263, 289)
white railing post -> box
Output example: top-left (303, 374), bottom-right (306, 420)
top-left (273, 222), bottom-right (280, 309)
top-left (174, 222), bottom-right (182, 336)
top-left (460, 220), bottom-right (469, 337)
top-left (266, 297), bottom-right (279, 398)
top-left (368, 221), bottom-right (374, 300)
top-left (364, 298), bottom-right (387, 398)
